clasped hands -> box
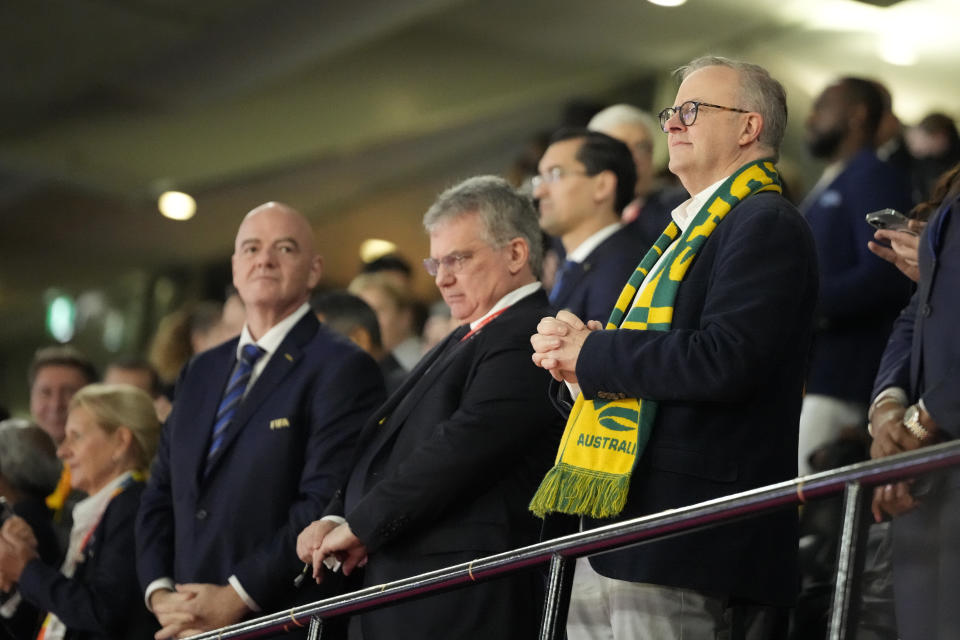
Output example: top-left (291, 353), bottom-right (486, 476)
top-left (150, 583), bottom-right (249, 640)
top-left (530, 310), bottom-right (602, 383)
top-left (0, 516), bottom-right (38, 591)
top-left (869, 401), bottom-right (939, 523)
top-left (295, 521), bottom-right (367, 584)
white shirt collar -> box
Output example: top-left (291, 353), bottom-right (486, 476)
top-left (469, 282), bottom-right (542, 330)
top-left (670, 175), bottom-right (730, 232)
top-left (566, 222), bottom-right (623, 263)
top-left (237, 302), bottom-right (311, 360)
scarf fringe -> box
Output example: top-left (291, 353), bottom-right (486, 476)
top-left (529, 463), bottom-right (630, 519)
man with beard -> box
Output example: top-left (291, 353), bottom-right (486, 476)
top-left (797, 77), bottom-right (912, 475)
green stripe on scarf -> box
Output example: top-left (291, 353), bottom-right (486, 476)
top-left (530, 159), bottom-right (782, 519)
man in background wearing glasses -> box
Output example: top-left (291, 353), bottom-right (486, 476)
top-left (531, 56), bottom-right (818, 639)
top-left (534, 128), bottom-right (648, 324)
top-left (296, 176), bottom-right (564, 640)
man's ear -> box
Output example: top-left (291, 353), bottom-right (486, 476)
top-left (506, 237), bottom-right (530, 275)
top-left (592, 170), bottom-right (617, 207)
top-left (307, 255), bottom-right (324, 289)
top-left (739, 113), bottom-right (764, 147)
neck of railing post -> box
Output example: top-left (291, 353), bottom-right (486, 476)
top-left (539, 552), bottom-right (576, 640)
top-left (827, 480), bottom-right (871, 640)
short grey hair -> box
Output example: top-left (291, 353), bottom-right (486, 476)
top-left (588, 104), bottom-right (658, 149)
top-left (423, 175), bottom-right (544, 279)
top-left (0, 419), bottom-right (61, 499)
top-left (678, 56), bottom-right (788, 159)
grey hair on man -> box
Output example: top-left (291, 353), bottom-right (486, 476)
top-left (678, 55), bottom-right (788, 159)
top-left (423, 175), bottom-right (544, 279)
top-left (589, 104), bottom-right (658, 148)
top-left (0, 418), bottom-right (61, 499)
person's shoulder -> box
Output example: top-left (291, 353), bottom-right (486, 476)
top-left (488, 290), bottom-right (552, 338)
top-left (730, 191), bottom-right (803, 223)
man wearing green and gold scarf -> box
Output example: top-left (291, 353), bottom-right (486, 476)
top-left (531, 57), bottom-right (819, 640)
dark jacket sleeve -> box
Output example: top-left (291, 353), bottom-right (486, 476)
top-left (135, 365), bottom-right (186, 592)
top-left (871, 292), bottom-right (917, 399)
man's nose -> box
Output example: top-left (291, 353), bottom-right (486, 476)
top-left (256, 246), bottom-right (278, 267)
top-left (665, 110), bottom-right (686, 132)
top-left (434, 266), bottom-right (455, 287)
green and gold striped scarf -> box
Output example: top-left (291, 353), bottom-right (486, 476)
top-left (529, 159), bottom-right (782, 519)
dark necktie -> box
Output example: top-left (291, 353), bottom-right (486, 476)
top-left (549, 259), bottom-right (579, 305)
top-left (207, 344), bottom-right (265, 466)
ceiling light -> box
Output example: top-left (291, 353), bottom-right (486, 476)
top-left (647, 0), bottom-right (687, 6)
top-left (158, 191), bottom-right (197, 220)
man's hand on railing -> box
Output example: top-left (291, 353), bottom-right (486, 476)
top-left (869, 402), bottom-right (940, 523)
top-left (318, 523), bottom-right (368, 578)
top-left (153, 583), bottom-right (249, 639)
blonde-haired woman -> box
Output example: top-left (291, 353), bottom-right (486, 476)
top-left (0, 384), bottom-right (161, 640)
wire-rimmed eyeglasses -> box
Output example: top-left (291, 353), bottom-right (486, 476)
top-left (657, 100), bottom-right (750, 132)
top-left (423, 251), bottom-right (474, 276)
top-left (530, 166), bottom-right (589, 191)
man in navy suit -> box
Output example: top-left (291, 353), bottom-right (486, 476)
top-left (535, 128), bottom-right (647, 324)
top-left (137, 202), bottom-right (385, 638)
top-left (297, 176), bottom-right (564, 640)
top-left (532, 56), bottom-right (817, 639)
top-left (869, 170), bottom-right (960, 640)
top-left (798, 77), bottom-right (913, 475)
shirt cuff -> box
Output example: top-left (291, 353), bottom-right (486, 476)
top-left (145, 577), bottom-right (175, 612)
top-left (321, 515), bottom-right (347, 525)
top-left (869, 387), bottom-right (908, 418)
top-left (228, 575), bottom-right (261, 613)
top-left (564, 381), bottom-right (581, 399)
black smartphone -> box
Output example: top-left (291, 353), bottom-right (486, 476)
top-left (865, 208), bottom-right (915, 234)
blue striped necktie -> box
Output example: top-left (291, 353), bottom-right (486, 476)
top-left (207, 343), bottom-right (265, 468)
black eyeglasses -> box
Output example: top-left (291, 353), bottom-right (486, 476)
top-left (657, 100), bottom-right (750, 132)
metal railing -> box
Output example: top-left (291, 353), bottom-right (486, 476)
top-left (188, 439), bottom-right (960, 640)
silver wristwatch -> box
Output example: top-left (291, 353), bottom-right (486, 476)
top-left (902, 404), bottom-right (931, 442)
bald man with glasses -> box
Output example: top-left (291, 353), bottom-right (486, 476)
top-left (530, 56), bottom-right (818, 639)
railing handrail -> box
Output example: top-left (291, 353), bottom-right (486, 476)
top-left (187, 439), bottom-right (960, 639)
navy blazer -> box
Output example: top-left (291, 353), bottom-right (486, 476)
top-left (552, 224), bottom-right (655, 325)
top-left (873, 192), bottom-right (960, 433)
top-left (870, 193), bottom-right (960, 639)
top-left (575, 191), bottom-right (819, 606)
top-left (18, 482), bottom-right (158, 640)
top-left (136, 311), bottom-right (384, 611)
top-left (803, 148), bottom-right (913, 403)
top-left (326, 290), bottom-right (565, 640)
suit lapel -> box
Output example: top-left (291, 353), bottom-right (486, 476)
top-left (202, 313), bottom-right (317, 481)
top-left (187, 343), bottom-right (238, 489)
top-left (359, 325), bottom-right (467, 448)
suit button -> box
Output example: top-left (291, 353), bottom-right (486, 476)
top-left (921, 304), bottom-right (932, 317)
top-left (196, 509), bottom-right (208, 521)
